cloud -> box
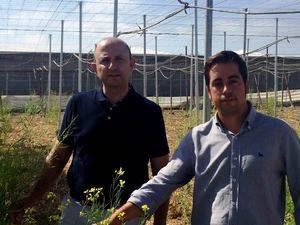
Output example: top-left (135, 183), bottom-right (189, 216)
top-left (130, 46), bottom-right (172, 55)
top-left (235, 49), bottom-right (264, 56)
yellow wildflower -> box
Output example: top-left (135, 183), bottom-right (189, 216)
top-left (84, 187), bottom-right (103, 203)
top-left (115, 167), bottom-right (125, 176)
top-left (79, 210), bottom-right (86, 217)
top-left (141, 204), bottom-right (149, 213)
top-left (117, 211), bottom-right (126, 222)
top-left (97, 218), bottom-right (109, 225)
top-left (119, 180), bottom-right (126, 188)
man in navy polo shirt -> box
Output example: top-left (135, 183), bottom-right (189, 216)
top-left (9, 37), bottom-right (170, 225)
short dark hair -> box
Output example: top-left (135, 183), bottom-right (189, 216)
top-left (204, 50), bottom-right (248, 86)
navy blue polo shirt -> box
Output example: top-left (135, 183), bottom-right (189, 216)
top-left (58, 87), bottom-right (169, 204)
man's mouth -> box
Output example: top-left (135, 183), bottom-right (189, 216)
top-left (108, 74), bottom-right (120, 77)
top-left (221, 97), bottom-right (236, 103)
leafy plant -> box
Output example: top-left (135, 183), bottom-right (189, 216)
top-left (24, 96), bottom-right (46, 115)
top-left (80, 168), bottom-right (149, 225)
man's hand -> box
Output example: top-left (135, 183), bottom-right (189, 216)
top-left (92, 202), bottom-right (142, 225)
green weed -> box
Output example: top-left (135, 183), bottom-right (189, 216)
top-left (24, 95), bottom-right (46, 115)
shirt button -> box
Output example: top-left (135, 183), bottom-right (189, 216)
top-left (232, 202), bottom-right (237, 209)
top-left (107, 116), bottom-right (111, 120)
top-left (109, 107), bottom-right (112, 111)
top-left (232, 178), bottom-right (237, 182)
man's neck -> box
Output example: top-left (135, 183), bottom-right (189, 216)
top-left (102, 85), bottom-right (129, 104)
top-left (217, 105), bottom-right (249, 135)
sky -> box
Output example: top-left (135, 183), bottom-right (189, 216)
top-left (0, 0), bottom-right (300, 57)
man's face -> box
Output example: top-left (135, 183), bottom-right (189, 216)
top-left (207, 62), bottom-right (248, 117)
top-left (93, 39), bottom-right (134, 89)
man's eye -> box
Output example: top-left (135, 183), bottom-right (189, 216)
top-left (100, 58), bottom-right (109, 64)
top-left (229, 79), bottom-right (239, 85)
top-left (213, 82), bottom-right (223, 88)
top-left (116, 58), bottom-right (124, 62)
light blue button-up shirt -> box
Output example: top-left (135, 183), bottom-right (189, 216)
top-left (129, 104), bottom-right (300, 225)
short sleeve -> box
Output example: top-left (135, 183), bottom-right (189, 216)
top-left (57, 95), bottom-right (77, 148)
top-left (283, 126), bottom-right (300, 224)
top-left (147, 106), bottom-right (169, 158)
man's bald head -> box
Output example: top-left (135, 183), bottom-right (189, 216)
top-left (94, 37), bottom-right (132, 60)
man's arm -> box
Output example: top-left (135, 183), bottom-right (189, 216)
top-left (284, 127), bottom-right (300, 225)
top-left (9, 139), bottom-right (72, 224)
top-left (150, 155), bottom-right (170, 225)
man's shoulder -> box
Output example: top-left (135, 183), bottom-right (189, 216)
top-left (254, 111), bottom-right (294, 135)
top-left (192, 117), bottom-right (215, 133)
top-left (131, 91), bottom-right (161, 112)
top-left (69, 90), bottom-right (97, 103)
top-left (65, 90), bottom-right (98, 112)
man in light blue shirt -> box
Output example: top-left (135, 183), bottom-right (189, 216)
top-left (103, 51), bottom-right (300, 225)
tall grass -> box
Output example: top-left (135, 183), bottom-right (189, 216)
top-left (0, 95), bottom-right (60, 225)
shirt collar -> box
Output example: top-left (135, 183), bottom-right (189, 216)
top-left (95, 86), bottom-right (108, 102)
top-left (244, 101), bottom-right (256, 130)
top-left (213, 101), bottom-right (257, 132)
top-left (95, 84), bottom-right (135, 105)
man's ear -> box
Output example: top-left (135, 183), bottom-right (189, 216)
top-left (91, 61), bottom-right (97, 72)
top-left (130, 57), bottom-right (136, 69)
top-left (206, 85), bottom-right (212, 101)
top-left (245, 80), bottom-right (250, 94)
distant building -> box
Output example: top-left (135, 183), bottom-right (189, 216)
top-left (0, 51), bottom-right (299, 96)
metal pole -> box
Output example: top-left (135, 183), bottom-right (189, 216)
top-left (78, 1), bottom-right (82, 92)
top-left (224, 31), bottom-right (226, 50)
top-left (246, 37), bottom-right (250, 101)
top-left (274, 18), bottom-right (278, 117)
top-left (73, 72), bottom-right (75, 93)
top-left (194, 0), bottom-right (200, 124)
top-left (5, 72), bottom-right (8, 96)
top-left (143, 14), bottom-right (147, 97)
top-left (185, 46), bottom-right (188, 109)
top-left (179, 64), bottom-right (182, 102)
top-left (59, 20), bottom-right (64, 126)
top-left (265, 47), bottom-right (269, 105)
top-left (86, 70), bottom-right (90, 91)
top-left (47, 34), bottom-right (52, 110)
top-left (28, 72), bottom-right (31, 94)
top-left (281, 57), bottom-right (284, 109)
top-left (246, 38), bottom-right (251, 100)
top-left (243, 8), bottom-right (248, 58)
top-left (113, 0), bottom-right (118, 37)
top-left (85, 53), bottom-right (89, 91)
top-left (170, 57), bottom-right (173, 114)
top-left (203, 0), bottom-right (213, 123)
top-left (155, 36), bottom-right (158, 104)
top-left (189, 25), bottom-right (194, 127)
top-left (246, 38), bottom-right (250, 67)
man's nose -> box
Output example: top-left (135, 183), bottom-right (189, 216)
top-left (222, 83), bottom-right (231, 93)
top-left (108, 60), bottom-right (117, 69)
